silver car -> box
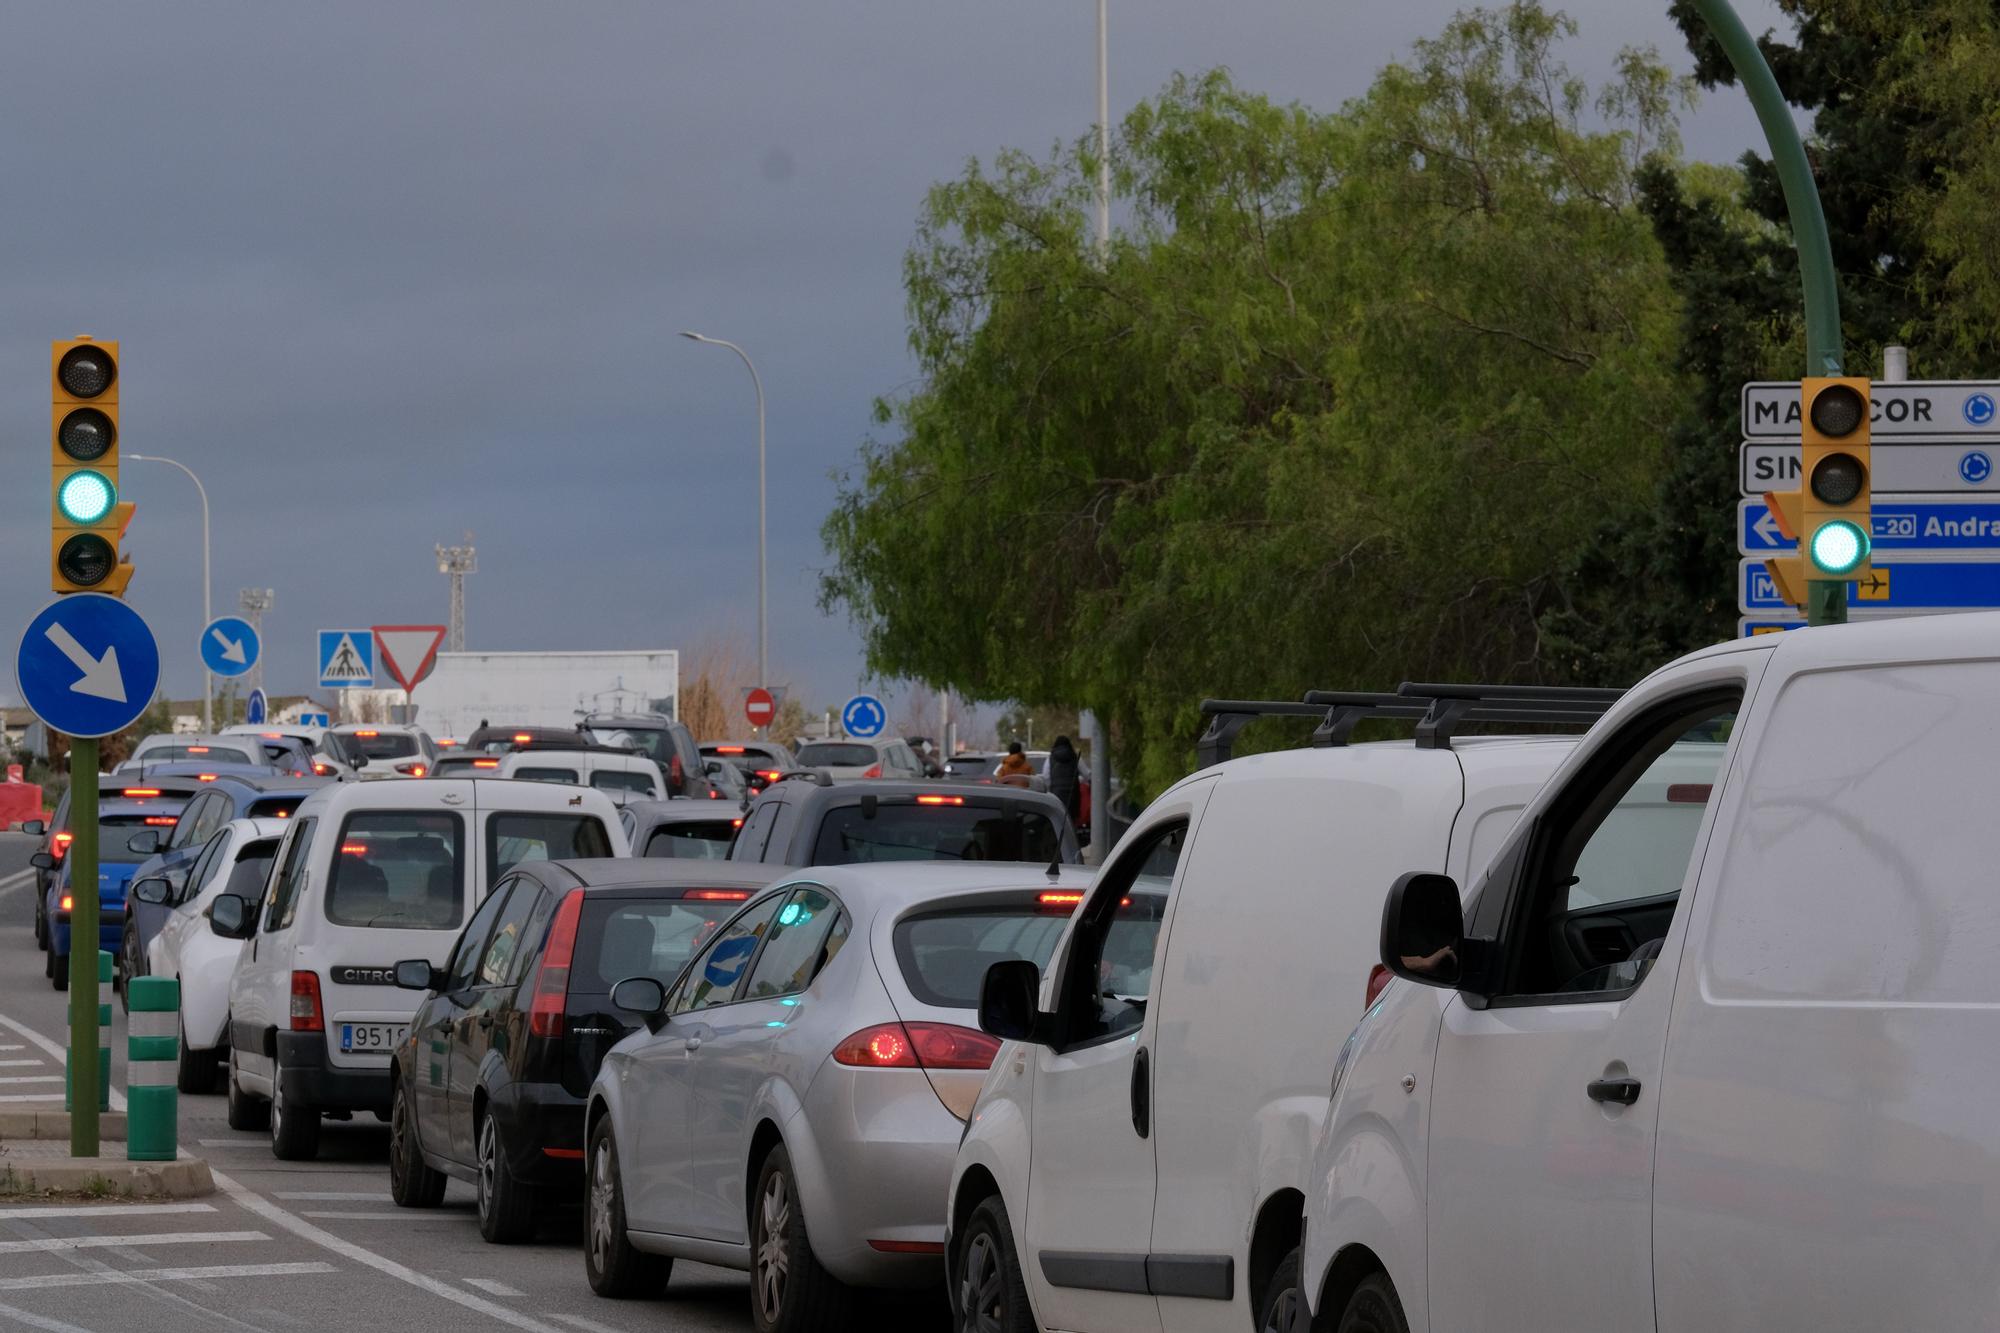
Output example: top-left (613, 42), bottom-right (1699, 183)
top-left (582, 862), bottom-right (1098, 1331)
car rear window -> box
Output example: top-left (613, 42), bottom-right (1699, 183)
top-left (430, 757), bottom-right (482, 778)
top-left (893, 893), bottom-right (1166, 1008)
top-left (574, 897), bottom-right (743, 992)
top-left (325, 811), bottom-right (465, 929)
top-left (644, 822), bottom-right (737, 859)
top-left (515, 766), bottom-right (579, 785)
top-left (488, 812), bottom-right (613, 878)
top-left (795, 743), bottom-right (878, 768)
top-left (591, 770), bottom-right (657, 797)
top-left (345, 732), bottom-right (418, 760)
top-left (223, 841), bottom-right (281, 901)
top-left (811, 803), bottom-right (1062, 865)
top-left (99, 814), bottom-right (177, 863)
top-left (144, 744), bottom-right (256, 766)
top-left (246, 797), bottom-right (303, 820)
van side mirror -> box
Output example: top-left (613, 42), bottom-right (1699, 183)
top-left (29, 853), bottom-right (54, 871)
top-left (132, 877), bottom-right (172, 906)
top-left (126, 829), bottom-right (163, 855)
top-left (1380, 872), bottom-right (1466, 990)
top-left (208, 894), bottom-right (255, 940)
top-left (393, 959), bottom-right (444, 991)
top-left (979, 960), bottom-right (1052, 1044)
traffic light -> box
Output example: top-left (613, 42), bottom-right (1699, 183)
top-left (51, 338), bottom-right (133, 595)
top-left (1800, 376), bottom-right (1871, 579)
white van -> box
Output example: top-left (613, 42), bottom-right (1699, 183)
top-left (211, 778), bottom-right (629, 1159)
top-left (494, 748), bottom-right (668, 804)
top-left (1300, 614), bottom-right (2000, 1333)
top-left (947, 685), bottom-right (1614, 1333)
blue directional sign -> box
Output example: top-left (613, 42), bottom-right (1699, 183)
top-left (14, 595), bottom-right (160, 739)
top-left (1739, 495), bottom-right (2000, 555)
top-left (246, 689), bottom-right (268, 725)
top-left (842, 693), bottom-right (887, 739)
top-left (1741, 557), bottom-right (2000, 612)
top-left (318, 629), bottom-right (373, 688)
top-left (298, 711), bottom-right (331, 728)
top-left (200, 616), bottom-right (259, 679)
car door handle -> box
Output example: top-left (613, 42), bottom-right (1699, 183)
top-left (1130, 1046), bottom-right (1150, 1139)
top-left (1587, 1077), bottom-right (1642, 1106)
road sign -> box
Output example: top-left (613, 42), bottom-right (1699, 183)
top-left (373, 625), bottom-right (447, 694)
top-left (318, 630), bottom-right (373, 688)
top-left (14, 595), bottom-right (160, 738)
top-left (745, 687), bottom-right (776, 730)
top-left (1740, 556), bottom-right (2000, 611)
top-left (842, 693), bottom-right (886, 739)
top-left (200, 616), bottom-right (259, 678)
top-left (1738, 494), bottom-right (2000, 556)
top-left (1743, 380), bottom-right (2000, 439)
top-left (298, 710), bottom-right (330, 727)
top-left (1740, 441), bottom-right (2000, 495)
top-left (246, 689), bottom-right (267, 725)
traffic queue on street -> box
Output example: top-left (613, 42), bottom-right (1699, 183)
top-left (18, 611), bottom-right (2000, 1333)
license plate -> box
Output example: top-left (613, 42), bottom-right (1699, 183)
top-left (340, 1023), bottom-right (407, 1053)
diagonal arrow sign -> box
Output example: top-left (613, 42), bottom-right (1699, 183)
top-left (44, 623), bottom-right (126, 703)
top-left (209, 627), bottom-right (247, 665)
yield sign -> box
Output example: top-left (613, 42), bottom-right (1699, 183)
top-left (745, 687), bottom-right (776, 729)
top-left (373, 625), bottom-right (448, 693)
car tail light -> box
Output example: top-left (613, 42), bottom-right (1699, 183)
top-left (356, 730), bottom-right (379, 738)
top-left (290, 971), bottom-right (325, 1032)
top-left (53, 832), bottom-right (73, 859)
top-left (832, 1022), bottom-right (1002, 1071)
top-left (529, 889), bottom-right (585, 1039)
top-left (513, 733), bottom-right (533, 744)
top-left (1037, 891), bottom-right (1129, 909)
top-left (340, 843), bottom-right (369, 856)
top-left (1365, 964), bottom-right (1392, 1010)
top-left (197, 774), bottom-right (218, 782)
top-left (731, 817), bottom-right (744, 829)
top-left (437, 739), bottom-right (458, 748)
top-left (122, 788), bottom-right (160, 798)
top-left (144, 816), bottom-right (177, 827)
top-left (59, 894), bottom-right (73, 912)
top-left (717, 746), bottom-right (745, 755)
top-left (186, 746), bottom-right (209, 754)
top-left (669, 755), bottom-right (685, 792)
top-left (756, 770), bottom-right (781, 783)
top-left (685, 889), bottom-right (751, 902)
top-left (915, 795), bottom-right (964, 806)
top-left (313, 763), bottom-right (333, 776)
top-left (708, 789), bottom-right (721, 799)
top-left (397, 763), bottom-right (428, 777)
top-left (862, 764), bottom-right (882, 778)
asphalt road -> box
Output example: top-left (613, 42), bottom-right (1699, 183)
top-left (0, 831), bottom-right (785, 1333)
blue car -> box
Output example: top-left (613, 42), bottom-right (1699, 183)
top-left (118, 770), bottom-right (329, 992)
top-left (44, 794), bottom-right (191, 992)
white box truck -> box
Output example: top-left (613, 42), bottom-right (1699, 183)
top-left (407, 650), bottom-right (680, 742)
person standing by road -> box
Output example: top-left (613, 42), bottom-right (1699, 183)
top-left (995, 741), bottom-right (1033, 782)
top-left (1046, 734), bottom-right (1081, 822)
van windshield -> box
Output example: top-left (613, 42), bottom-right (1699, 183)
top-left (325, 811), bottom-right (464, 929)
top-left (811, 803), bottom-right (1062, 865)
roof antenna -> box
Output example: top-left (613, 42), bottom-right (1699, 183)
top-left (1046, 857), bottom-right (1062, 879)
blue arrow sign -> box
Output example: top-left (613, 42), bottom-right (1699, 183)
top-left (14, 595), bottom-right (160, 739)
top-left (246, 688), bottom-right (268, 725)
top-left (1740, 495), bottom-right (2000, 555)
top-left (1741, 557), bottom-right (2000, 611)
top-left (200, 616), bottom-right (260, 678)
top-left (842, 693), bottom-right (887, 739)
top-left (318, 629), bottom-right (373, 688)
top-left (298, 711), bottom-right (330, 728)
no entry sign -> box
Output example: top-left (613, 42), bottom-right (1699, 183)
top-left (744, 687), bottom-right (776, 730)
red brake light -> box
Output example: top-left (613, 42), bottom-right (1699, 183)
top-left (731, 818), bottom-right (744, 828)
top-left (833, 1022), bottom-right (1000, 1071)
top-left (1365, 964), bottom-right (1392, 1010)
top-left (121, 788), bottom-right (161, 798)
top-left (262, 733), bottom-right (283, 739)
top-left (513, 733), bottom-right (533, 743)
top-left (53, 832), bottom-right (73, 858)
top-left (437, 739), bottom-right (458, 748)
top-left (186, 747), bottom-right (209, 754)
top-left (197, 774), bottom-right (218, 782)
top-left (684, 889), bottom-right (751, 901)
top-left (313, 764), bottom-right (332, 775)
top-left (862, 764), bottom-right (882, 778)
top-left (340, 843), bottom-right (369, 856)
top-left (915, 795), bottom-right (964, 806)
top-left (356, 730), bottom-right (379, 738)
top-left (144, 816), bottom-right (177, 827)
top-left (1039, 891), bottom-right (1084, 906)
top-left (717, 746), bottom-right (745, 755)
top-left (670, 755), bottom-right (685, 790)
top-left (399, 763), bottom-right (428, 777)
top-left (757, 770), bottom-right (781, 782)
top-left (708, 789), bottom-right (721, 799)
top-left (59, 894), bottom-right (73, 912)
top-left (290, 971), bottom-right (325, 1033)
top-left (529, 889), bottom-right (585, 1039)
top-left (473, 759), bottom-right (500, 769)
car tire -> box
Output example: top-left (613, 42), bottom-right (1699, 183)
top-left (50, 951), bottom-right (67, 992)
top-left (268, 1066), bottom-right (320, 1160)
top-left (175, 1015), bottom-right (220, 1095)
top-left (1259, 1248), bottom-right (1302, 1333)
top-left (584, 1116), bottom-right (671, 1298)
top-left (953, 1194), bottom-right (1034, 1333)
top-left (476, 1108), bottom-right (537, 1244)
top-left (749, 1143), bottom-right (853, 1333)
top-left (1336, 1273), bottom-right (1409, 1333)
top-left (388, 1076), bottom-right (446, 1208)
top-left (226, 1041), bottom-right (270, 1132)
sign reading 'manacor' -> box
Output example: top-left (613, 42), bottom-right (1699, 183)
top-left (1742, 381), bottom-right (2000, 439)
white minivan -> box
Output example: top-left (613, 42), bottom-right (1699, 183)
top-left (495, 748), bottom-right (669, 804)
top-left (947, 685), bottom-right (1616, 1333)
top-left (212, 778), bottom-right (628, 1159)
top-left (1301, 613), bottom-right (2000, 1332)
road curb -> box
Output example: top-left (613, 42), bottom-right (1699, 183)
top-left (0, 1155), bottom-right (213, 1199)
top-left (0, 1111), bottom-right (128, 1140)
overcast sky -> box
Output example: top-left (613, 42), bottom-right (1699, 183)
top-left (0, 0), bottom-right (1789, 718)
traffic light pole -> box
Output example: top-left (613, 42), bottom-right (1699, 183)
top-left (1687, 0), bottom-right (1848, 624)
top-left (67, 737), bottom-right (100, 1157)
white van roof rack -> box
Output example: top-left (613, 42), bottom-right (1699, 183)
top-left (1197, 682), bottom-right (1624, 767)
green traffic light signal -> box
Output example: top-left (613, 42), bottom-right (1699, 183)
top-left (1809, 519), bottom-right (1869, 576)
top-left (57, 469), bottom-right (116, 525)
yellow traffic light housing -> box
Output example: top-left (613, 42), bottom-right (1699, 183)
top-left (51, 338), bottom-right (133, 595)
top-left (1800, 377), bottom-right (1871, 579)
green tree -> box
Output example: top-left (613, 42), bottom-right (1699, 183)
top-left (825, 4), bottom-right (1688, 794)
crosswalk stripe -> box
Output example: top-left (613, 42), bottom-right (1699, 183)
top-left (0, 1261), bottom-right (335, 1291)
top-left (0, 1095), bottom-right (66, 1103)
top-left (0, 1299), bottom-right (97, 1332)
top-left (0, 1231), bottom-right (267, 1255)
top-left (0, 1203), bottom-right (215, 1221)
top-left (0, 1061), bottom-right (48, 1068)
top-left (273, 1192), bottom-right (386, 1201)
top-left (298, 1211), bottom-right (460, 1221)
top-left (465, 1278), bottom-right (525, 1297)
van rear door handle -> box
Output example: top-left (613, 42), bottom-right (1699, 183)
top-left (1130, 1047), bottom-right (1150, 1138)
top-left (1587, 1077), bottom-right (1642, 1106)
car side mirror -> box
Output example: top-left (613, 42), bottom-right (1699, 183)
top-left (132, 877), bottom-right (172, 906)
top-left (29, 853), bottom-right (54, 871)
top-left (1380, 871), bottom-right (1466, 990)
top-left (126, 829), bottom-right (163, 855)
top-left (979, 959), bottom-right (1052, 1045)
top-left (21, 820), bottom-right (44, 837)
top-left (393, 959), bottom-right (444, 992)
top-left (208, 894), bottom-right (254, 940)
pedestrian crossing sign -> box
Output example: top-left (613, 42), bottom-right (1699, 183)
top-left (318, 629), bottom-right (374, 688)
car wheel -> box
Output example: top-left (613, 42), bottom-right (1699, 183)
top-left (268, 1066), bottom-right (320, 1160)
top-left (175, 1014), bottom-right (220, 1095)
top-left (1259, 1248), bottom-right (1301, 1333)
top-left (388, 1076), bottom-right (446, 1208)
top-left (476, 1108), bottom-right (537, 1243)
top-left (954, 1194), bottom-right (1034, 1333)
top-left (226, 1040), bottom-right (270, 1132)
top-left (50, 951), bottom-right (67, 992)
top-left (584, 1116), bottom-right (671, 1298)
top-left (750, 1143), bottom-right (852, 1333)
top-left (1336, 1274), bottom-right (1409, 1333)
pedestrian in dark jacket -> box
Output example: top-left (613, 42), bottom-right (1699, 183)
top-left (1047, 735), bottom-right (1081, 822)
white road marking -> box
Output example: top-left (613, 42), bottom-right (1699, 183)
top-left (0, 871), bottom-right (35, 897)
top-left (297, 1210), bottom-right (459, 1221)
top-left (272, 1191), bottom-right (385, 1201)
top-left (0, 1230), bottom-right (267, 1255)
top-left (0, 1300), bottom-right (99, 1332)
top-left (0, 1015), bottom-right (124, 1111)
top-left (0, 1043), bottom-right (28, 1050)
top-left (0, 1076), bottom-right (61, 1085)
top-left (464, 1278), bottom-right (525, 1297)
top-left (0, 1261), bottom-right (334, 1291)
top-left (0, 1203), bottom-right (214, 1221)
top-left (549, 1316), bottom-right (627, 1333)
top-left (0, 1095), bottom-right (66, 1103)
top-left (0, 1060), bottom-right (51, 1068)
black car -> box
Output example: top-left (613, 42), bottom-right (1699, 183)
top-left (729, 777), bottom-right (1080, 866)
top-left (386, 857), bottom-right (790, 1242)
top-left (578, 714), bottom-right (713, 801)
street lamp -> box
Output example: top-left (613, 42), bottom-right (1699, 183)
top-left (681, 331), bottom-right (768, 698)
top-left (126, 454), bottom-right (212, 731)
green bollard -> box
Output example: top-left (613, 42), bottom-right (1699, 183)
top-left (125, 976), bottom-right (179, 1161)
top-left (64, 951), bottom-right (112, 1115)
